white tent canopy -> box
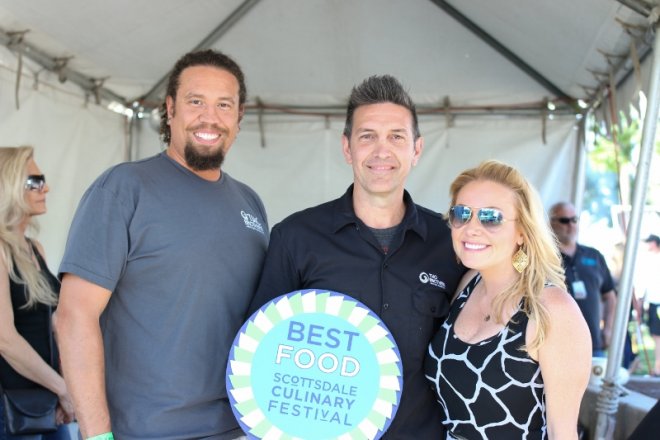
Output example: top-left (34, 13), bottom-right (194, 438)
top-left (0, 0), bottom-right (656, 268)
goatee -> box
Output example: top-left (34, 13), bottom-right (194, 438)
top-left (184, 142), bottom-right (225, 171)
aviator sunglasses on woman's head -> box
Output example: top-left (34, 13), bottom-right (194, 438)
top-left (448, 204), bottom-right (515, 229)
top-left (25, 174), bottom-right (46, 192)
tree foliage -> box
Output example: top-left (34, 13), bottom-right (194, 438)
top-left (590, 108), bottom-right (660, 207)
top-left (591, 111), bottom-right (640, 176)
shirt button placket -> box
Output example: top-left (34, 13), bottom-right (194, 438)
top-left (381, 260), bottom-right (389, 313)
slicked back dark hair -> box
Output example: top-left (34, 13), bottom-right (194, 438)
top-left (159, 49), bottom-right (247, 144)
top-left (343, 75), bottom-right (420, 140)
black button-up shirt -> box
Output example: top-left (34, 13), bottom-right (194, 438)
top-left (249, 185), bottom-right (466, 439)
top-left (560, 244), bottom-right (615, 351)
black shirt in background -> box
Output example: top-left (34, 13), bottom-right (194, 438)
top-left (0, 240), bottom-right (60, 389)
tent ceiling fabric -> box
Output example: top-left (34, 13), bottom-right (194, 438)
top-left (1, 0), bottom-right (656, 269)
top-left (0, 0), bottom-right (652, 110)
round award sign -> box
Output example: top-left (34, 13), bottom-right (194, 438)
top-left (226, 289), bottom-right (403, 439)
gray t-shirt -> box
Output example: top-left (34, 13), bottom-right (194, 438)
top-left (59, 153), bottom-right (269, 440)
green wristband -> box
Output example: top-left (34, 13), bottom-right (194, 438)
top-left (86, 433), bottom-right (114, 440)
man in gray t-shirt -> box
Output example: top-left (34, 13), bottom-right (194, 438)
top-left (55, 50), bottom-right (268, 440)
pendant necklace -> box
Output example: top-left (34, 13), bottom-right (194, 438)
top-left (479, 284), bottom-right (492, 322)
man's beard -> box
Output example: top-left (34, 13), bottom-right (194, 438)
top-left (184, 141), bottom-right (225, 171)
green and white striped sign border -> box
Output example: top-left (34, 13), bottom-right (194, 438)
top-left (227, 289), bottom-right (403, 440)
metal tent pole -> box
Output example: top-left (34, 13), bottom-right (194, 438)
top-left (594, 22), bottom-right (660, 440)
top-left (573, 116), bottom-right (589, 211)
top-left (140, 0), bottom-right (261, 105)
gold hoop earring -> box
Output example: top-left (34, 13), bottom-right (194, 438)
top-left (512, 247), bottom-right (529, 273)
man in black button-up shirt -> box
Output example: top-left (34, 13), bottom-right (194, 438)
top-left (249, 75), bottom-right (465, 439)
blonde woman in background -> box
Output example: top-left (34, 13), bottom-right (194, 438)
top-left (425, 160), bottom-right (591, 439)
top-left (0, 146), bottom-right (74, 439)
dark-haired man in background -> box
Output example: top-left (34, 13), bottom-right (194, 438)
top-left (248, 75), bottom-right (465, 438)
top-left (55, 50), bottom-right (268, 439)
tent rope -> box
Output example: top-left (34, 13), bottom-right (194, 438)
top-left (6, 30), bottom-right (27, 110)
top-left (595, 378), bottom-right (628, 415)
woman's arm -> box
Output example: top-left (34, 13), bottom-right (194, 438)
top-left (0, 257), bottom-right (69, 400)
top-left (529, 286), bottom-right (591, 439)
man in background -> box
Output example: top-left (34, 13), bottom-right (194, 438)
top-left (550, 202), bottom-right (616, 357)
top-left (55, 50), bottom-right (268, 440)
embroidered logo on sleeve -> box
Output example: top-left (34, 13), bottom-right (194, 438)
top-left (419, 272), bottom-right (446, 289)
top-left (241, 210), bottom-right (265, 234)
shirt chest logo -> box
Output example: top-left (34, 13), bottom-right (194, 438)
top-left (241, 210), bottom-right (265, 234)
top-left (419, 272), bottom-right (446, 289)
top-left (580, 257), bottom-right (597, 266)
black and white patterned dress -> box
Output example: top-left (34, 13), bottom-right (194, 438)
top-left (424, 274), bottom-right (547, 439)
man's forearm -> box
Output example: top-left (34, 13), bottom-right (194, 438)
top-left (601, 291), bottom-right (617, 347)
top-left (56, 313), bottom-right (111, 436)
top-left (604, 292), bottom-right (617, 330)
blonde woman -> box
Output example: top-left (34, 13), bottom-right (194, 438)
top-left (425, 160), bottom-right (591, 439)
top-left (0, 146), bottom-right (74, 439)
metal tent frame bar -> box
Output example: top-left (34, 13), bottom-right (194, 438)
top-left (427, 0), bottom-right (572, 101)
top-left (0, 27), bottom-right (127, 104)
top-left (139, 0), bottom-right (262, 107)
top-left (1, 0), bottom-right (651, 121)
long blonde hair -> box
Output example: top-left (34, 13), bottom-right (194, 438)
top-left (449, 160), bottom-right (565, 351)
top-left (0, 146), bottom-right (57, 308)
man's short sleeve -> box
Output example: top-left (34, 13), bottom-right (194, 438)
top-left (597, 250), bottom-right (615, 294)
top-left (59, 179), bottom-right (132, 292)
